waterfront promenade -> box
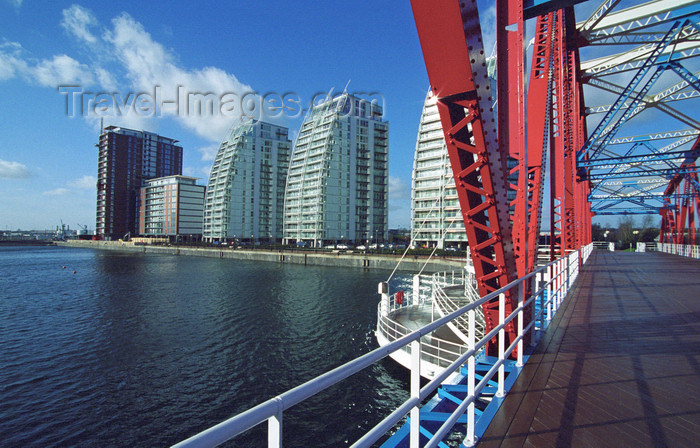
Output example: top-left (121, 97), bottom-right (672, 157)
top-left (480, 250), bottom-right (700, 447)
top-left (56, 240), bottom-right (465, 272)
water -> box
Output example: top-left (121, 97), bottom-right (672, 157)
top-left (0, 246), bottom-right (413, 447)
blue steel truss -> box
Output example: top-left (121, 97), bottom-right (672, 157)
top-left (577, 0), bottom-right (700, 219)
top-left (580, 148), bottom-right (699, 168)
top-left (588, 166), bottom-right (700, 180)
top-left (578, 21), bottom-right (685, 164)
top-left (668, 61), bottom-right (700, 93)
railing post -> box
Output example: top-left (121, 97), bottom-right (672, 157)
top-left (464, 309), bottom-right (476, 447)
top-left (379, 282), bottom-right (389, 317)
top-left (560, 258), bottom-right (565, 309)
top-left (268, 406), bottom-right (282, 448)
top-left (552, 261), bottom-right (559, 314)
top-left (535, 270), bottom-right (543, 335)
top-left (565, 253), bottom-right (571, 296)
top-left (517, 282), bottom-right (524, 367)
top-left (546, 264), bottom-right (552, 323)
top-left (497, 292), bottom-right (505, 397)
top-left (412, 274), bottom-right (420, 306)
top-left (410, 340), bottom-right (421, 448)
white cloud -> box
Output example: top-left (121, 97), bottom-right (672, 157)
top-left (95, 67), bottom-right (118, 90)
top-left (388, 175), bottom-right (410, 200)
top-left (32, 54), bottom-right (94, 87)
top-left (0, 41), bottom-right (27, 81)
top-left (61, 4), bottom-right (99, 44)
top-left (0, 40), bottom-right (110, 89)
top-left (198, 143), bottom-right (220, 162)
top-left (1, 6), bottom-right (257, 143)
top-left (0, 159), bottom-right (30, 179)
top-left (43, 188), bottom-right (71, 196)
top-left (104, 12), bottom-right (256, 141)
top-left (68, 175), bottom-right (96, 189)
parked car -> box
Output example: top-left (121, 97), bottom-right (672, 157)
top-left (356, 245), bottom-right (367, 250)
top-left (336, 244), bottom-right (349, 249)
top-left (296, 241), bottom-right (307, 248)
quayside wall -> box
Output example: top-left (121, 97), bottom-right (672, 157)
top-left (56, 240), bottom-right (465, 273)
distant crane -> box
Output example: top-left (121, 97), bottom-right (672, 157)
top-left (55, 219), bottom-right (68, 240)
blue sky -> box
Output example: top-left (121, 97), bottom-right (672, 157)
top-left (1, 0), bottom-right (454, 231)
top-left (0, 0), bottom-right (678, 233)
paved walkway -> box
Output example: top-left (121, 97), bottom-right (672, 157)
top-left (480, 250), bottom-right (700, 447)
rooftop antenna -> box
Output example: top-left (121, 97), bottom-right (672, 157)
top-left (100, 117), bottom-right (104, 134)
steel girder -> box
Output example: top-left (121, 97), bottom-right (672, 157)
top-left (606, 129), bottom-right (700, 144)
top-left (658, 159), bottom-right (699, 239)
top-left (500, 0), bottom-right (527, 278)
top-left (585, 75), bottom-right (700, 129)
top-left (411, 0), bottom-right (519, 356)
top-left (578, 21), bottom-right (685, 163)
top-left (660, 144), bottom-right (700, 244)
top-left (526, 12), bottom-right (556, 269)
top-left (411, 0), bottom-right (603, 357)
top-left (578, 0), bottom-right (700, 45)
top-left (580, 147), bottom-right (700, 168)
top-left (549, 8), bottom-right (590, 258)
top-left (576, 0), bottom-right (700, 219)
top-left (408, 0), bottom-right (700, 354)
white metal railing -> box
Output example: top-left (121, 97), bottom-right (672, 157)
top-left (376, 276), bottom-right (470, 374)
top-left (430, 269), bottom-right (484, 343)
top-left (658, 242), bottom-right (700, 259)
top-left (172, 243), bottom-right (594, 448)
top-left (376, 303), bottom-right (468, 371)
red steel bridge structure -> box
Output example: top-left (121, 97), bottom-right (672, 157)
top-left (411, 0), bottom-right (700, 356)
top-left (172, 2), bottom-right (700, 447)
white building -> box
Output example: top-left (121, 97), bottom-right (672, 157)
top-left (283, 93), bottom-right (388, 247)
top-left (203, 121), bottom-right (291, 243)
top-left (138, 175), bottom-right (205, 240)
top-left (411, 91), bottom-right (467, 249)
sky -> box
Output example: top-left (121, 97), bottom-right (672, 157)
top-left (0, 0), bottom-right (456, 231)
top-left (0, 0), bottom-right (678, 233)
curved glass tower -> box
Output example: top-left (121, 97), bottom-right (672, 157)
top-left (410, 91), bottom-right (467, 249)
top-left (204, 121), bottom-right (291, 243)
top-left (283, 93), bottom-right (388, 247)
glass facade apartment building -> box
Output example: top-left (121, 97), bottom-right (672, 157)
top-left (411, 91), bottom-right (467, 249)
top-left (283, 93), bottom-right (388, 247)
top-left (203, 121), bottom-right (291, 243)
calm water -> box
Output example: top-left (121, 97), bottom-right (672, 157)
top-left (0, 246), bottom-right (412, 447)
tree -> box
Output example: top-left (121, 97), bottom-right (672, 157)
top-left (592, 223), bottom-right (605, 241)
top-left (617, 215), bottom-right (635, 250)
top-left (640, 214), bottom-right (659, 242)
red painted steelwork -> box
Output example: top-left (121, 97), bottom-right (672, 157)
top-left (525, 12), bottom-right (555, 272)
top-left (660, 136), bottom-right (700, 244)
top-left (411, 0), bottom-right (518, 356)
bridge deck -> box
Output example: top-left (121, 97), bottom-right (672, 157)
top-left (480, 250), bottom-right (700, 447)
